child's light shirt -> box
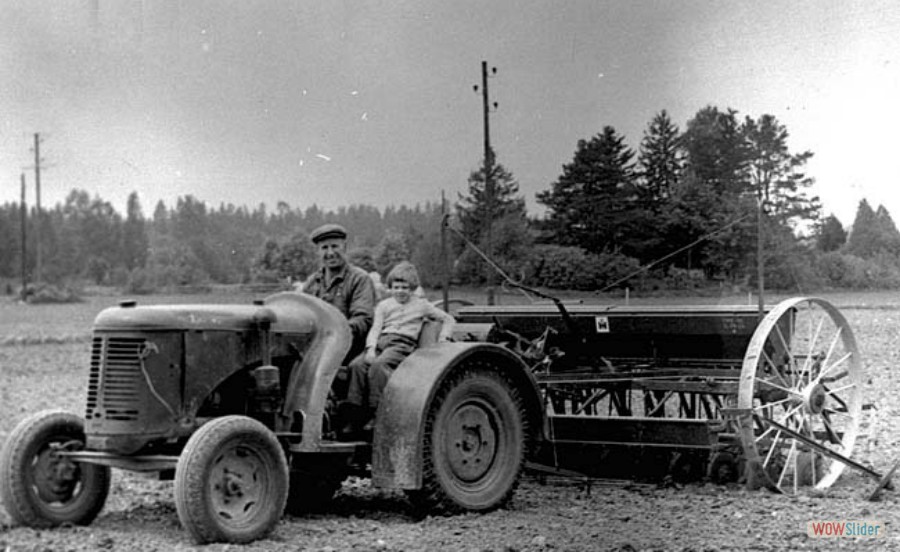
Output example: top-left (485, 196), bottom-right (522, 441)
top-left (366, 295), bottom-right (455, 350)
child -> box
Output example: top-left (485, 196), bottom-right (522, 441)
top-left (341, 261), bottom-right (455, 437)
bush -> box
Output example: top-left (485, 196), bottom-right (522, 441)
top-left (760, 251), bottom-right (825, 291)
top-left (523, 245), bottom-right (641, 291)
top-left (664, 267), bottom-right (706, 290)
top-left (125, 267), bottom-right (158, 295)
top-left (25, 283), bottom-right (82, 304)
top-left (814, 251), bottom-right (900, 289)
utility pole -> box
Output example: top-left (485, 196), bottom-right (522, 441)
top-left (20, 173), bottom-right (27, 301)
top-left (441, 190), bottom-right (450, 312)
top-left (757, 198), bottom-right (765, 320)
top-left (33, 133), bottom-right (43, 284)
top-left (478, 61), bottom-right (497, 305)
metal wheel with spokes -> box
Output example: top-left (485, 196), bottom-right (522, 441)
top-left (737, 297), bottom-right (863, 494)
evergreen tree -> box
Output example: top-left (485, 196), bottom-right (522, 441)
top-left (633, 110), bottom-right (684, 265)
top-left (0, 204), bottom-right (20, 278)
top-left (456, 160), bottom-right (526, 245)
top-left (743, 114), bottom-right (820, 228)
top-left (815, 214), bottom-right (847, 252)
top-left (122, 192), bottom-right (149, 270)
top-left (375, 229), bottom-right (411, 274)
top-left (59, 189), bottom-right (123, 278)
top-left (455, 156), bottom-right (529, 284)
top-left (681, 106), bottom-right (750, 197)
top-left (675, 107), bottom-right (757, 279)
top-left (152, 200), bottom-right (169, 236)
top-left (537, 126), bottom-right (637, 254)
top-left (254, 232), bottom-right (316, 283)
top-left (875, 205), bottom-right (900, 256)
top-left (845, 199), bottom-right (879, 258)
top-left (638, 110), bottom-right (683, 209)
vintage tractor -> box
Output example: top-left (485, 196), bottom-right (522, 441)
top-left (0, 292), bottom-right (544, 544)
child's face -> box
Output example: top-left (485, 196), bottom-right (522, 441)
top-left (390, 280), bottom-right (412, 303)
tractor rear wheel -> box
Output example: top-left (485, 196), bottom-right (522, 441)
top-left (174, 416), bottom-right (288, 544)
top-left (0, 410), bottom-right (110, 528)
top-left (409, 366), bottom-right (527, 513)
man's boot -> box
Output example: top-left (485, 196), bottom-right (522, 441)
top-left (361, 407), bottom-right (376, 435)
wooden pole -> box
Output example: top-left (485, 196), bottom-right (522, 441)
top-left (481, 61), bottom-right (495, 306)
top-left (441, 190), bottom-right (450, 311)
top-left (757, 199), bottom-right (765, 320)
top-left (20, 173), bottom-right (27, 301)
top-left (34, 133), bottom-right (42, 284)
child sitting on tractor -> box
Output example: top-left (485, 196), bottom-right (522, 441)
top-left (340, 261), bottom-right (455, 439)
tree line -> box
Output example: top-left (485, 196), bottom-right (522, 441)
top-left (1, 103), bottom-right (899, 295)
top-left (455, 105), bottom-right (900, 292)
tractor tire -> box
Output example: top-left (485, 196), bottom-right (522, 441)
top-left (0, 410), bottom-right (110, 528)
top-left (408, 366), bottom-right (527, 514)
top-left (174, 416), bottom-right (288, 544)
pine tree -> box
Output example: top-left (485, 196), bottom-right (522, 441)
top-left (537, 126), bottom-right (636, 254)
top-left (743, 114), bottom-right (820, 228)
top-left (455, 157), bottom-right (530, 284)
top-left (638, 110), bottom-right (683, 209)
top-left (815, 214), bottom-right (847, 252)
top-left (681, 106), bottom-right (750, 197)
top-left (122, 192), bottom-right (149, 270)
top-left (456, 161), bottom-right (526, 244)
top-left (845, 199), bottom-right (879, 258)
top-left (875, 205), bottom-right (900, 256)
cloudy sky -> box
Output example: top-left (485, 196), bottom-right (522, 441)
top-left (2, 1), bottom-right (899, 226)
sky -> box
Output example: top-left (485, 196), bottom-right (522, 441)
top-left (2, 1), bottom-right (900, 227)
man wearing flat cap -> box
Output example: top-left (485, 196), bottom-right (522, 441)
top-left (303, 223), bottom-right (376, 362)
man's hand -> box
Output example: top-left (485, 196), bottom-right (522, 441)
top-left (364, 347), bottom-right (377, 363)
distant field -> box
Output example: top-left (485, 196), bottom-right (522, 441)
top-left (1, 287), bottom-right (898, 342)
top-left (0, 291), bottom-right (264, 341)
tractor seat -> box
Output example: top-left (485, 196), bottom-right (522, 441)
top-left (417, 318), bottom-right (444, 347)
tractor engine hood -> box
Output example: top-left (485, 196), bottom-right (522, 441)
top-left (93, 295), bottom-right (319, 334)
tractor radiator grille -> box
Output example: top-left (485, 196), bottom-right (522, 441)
top-left (86, 336), bottom-right (144, 421)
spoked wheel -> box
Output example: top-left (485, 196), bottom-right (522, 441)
top-left (408, 366), bottom-right (527, 513)
top-left (0, 410), bottom-right (110, 527)
top-left (174, 416), bottom-right (289, 544)
top-left (737, 297), bottom-right (863, 494)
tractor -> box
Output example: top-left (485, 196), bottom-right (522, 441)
top-left (0, 292), bottom-right (544, 544)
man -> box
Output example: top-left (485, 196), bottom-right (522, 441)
top-left (302, 223), bottom-right (376, 362)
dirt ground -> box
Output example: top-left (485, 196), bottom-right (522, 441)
top-left (2, 304), bottom-right (900, 551)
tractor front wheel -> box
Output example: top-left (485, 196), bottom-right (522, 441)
top-left (409, 366), bottom-right (527, 513)
top-left (0, 410), bottom-right (110, 528)
top-left (174, 416), bottom-right (288, 544)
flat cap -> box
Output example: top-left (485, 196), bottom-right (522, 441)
top-left (310, 223), bottom-right (348, 243)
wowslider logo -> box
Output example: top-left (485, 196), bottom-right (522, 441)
top-left (807, 520), bottom-right (885, 538)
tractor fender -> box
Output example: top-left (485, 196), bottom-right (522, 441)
top-left (266, 292), bottom-right (352, 448)
top-left (371, 342), bottom-right (544, 490)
